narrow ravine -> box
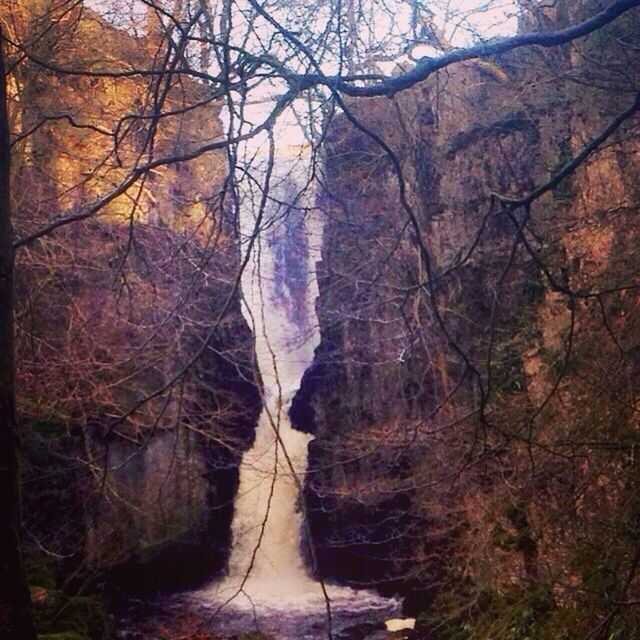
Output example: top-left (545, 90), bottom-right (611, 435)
top-left (188, 149), bottom-right (403, 638)
top-left (114, 147), bottom-right (409, 640)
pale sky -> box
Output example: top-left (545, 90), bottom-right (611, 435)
top-left (85, 0), bottom-right (520, 159)
top-left (88, 0), bottom-right (519, 44)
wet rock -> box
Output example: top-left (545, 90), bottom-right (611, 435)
top-left (385, 619), bottom-right (416, 633)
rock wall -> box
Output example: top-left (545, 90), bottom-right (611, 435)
top-left (293, 2), bottom-right (640, 634)
top-left (4, 1), bottom-right (262, 600)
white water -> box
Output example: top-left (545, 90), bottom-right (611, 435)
top-left (195, 151), bottom-right (324, 607)
top-left (192, 151), bottom-right (400, 638)
top-left (221, 160), bottom-right (321, 606)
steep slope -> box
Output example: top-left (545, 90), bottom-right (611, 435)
top-left (3, 0), bottom-right (262, 616)
top-left (292, 3), bottom-right (640, 636)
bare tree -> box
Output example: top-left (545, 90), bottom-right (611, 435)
top-left (0, 25), bottom-right (37, 640)
top-left (2, 0), bottom-right (640, 637)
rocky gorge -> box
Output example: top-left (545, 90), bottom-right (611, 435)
top-left (3, 1), bottom-right (640, 639)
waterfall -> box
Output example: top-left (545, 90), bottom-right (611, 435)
top-left (193, 147), bottom-right (400, 636)
top-left (226, 180), bottom-right (320, 603)
top-left (213, 148), bottom-right (323, 607)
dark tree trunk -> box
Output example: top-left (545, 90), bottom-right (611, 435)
top-left (0, 29), bottom-right (37, 640)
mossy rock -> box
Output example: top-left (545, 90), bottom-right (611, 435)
top-left (26, 559), bottom-right (58, 591)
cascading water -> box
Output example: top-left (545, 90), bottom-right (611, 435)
top-left (220, 157), bottom-right (322, 605)
top-left (191, 148), bottom-right (402, 639)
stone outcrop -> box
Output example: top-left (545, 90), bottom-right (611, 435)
top-left (7, 2), bottom-right (262, 597)
top-left (293, 2), bottom-right (640, 634)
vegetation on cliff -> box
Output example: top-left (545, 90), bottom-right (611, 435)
top-left (1, 1), bottom-right (640, 639)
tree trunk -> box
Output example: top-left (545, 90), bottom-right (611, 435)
top-left (0, 29), bottom-right (37, 640)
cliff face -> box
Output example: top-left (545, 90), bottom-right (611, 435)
top-left (293, 3), bottom-right (640, 634)
top-left (6, 2), bottom-right (261, 596)
top-left (19, 223), bottom-right (261, 594)
top-left (292, 62), bottom-right (541, 603)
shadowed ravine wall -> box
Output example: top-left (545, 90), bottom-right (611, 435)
top-left (292, 1), bottom-right (640, 634)
top-left (8, 3), bottom-right (262, 617)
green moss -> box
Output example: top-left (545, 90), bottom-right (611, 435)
top-left (521, 261), bottom-right (545, 305)
top-left (550, 134), bottom-right (576, 203)
top-left (25, 556), bottom-right (57, 591)
top-left (491, 349), bottom-right (526, 396)
top-left (417, 583), bottom-right (570, 640)
top-left (490, 523), bottom-right (516, 551)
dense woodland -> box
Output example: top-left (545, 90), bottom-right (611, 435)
top-left (2, 1), bottom-right (640, 639)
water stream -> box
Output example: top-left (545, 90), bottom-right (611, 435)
top-left (214, 161), bottom-right (322, 606)
top-left (189, 152), bottom-right (402, 637)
